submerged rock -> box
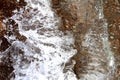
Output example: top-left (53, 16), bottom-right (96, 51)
top-left (52, 0), bottom-right (115, 80)
top-left (0, 0), bottom-right (26, 79)
top-left (103, 0), bottom-right (120, 79)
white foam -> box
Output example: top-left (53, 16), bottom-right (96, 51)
top-left (9, 0), bottom-right (77, 80)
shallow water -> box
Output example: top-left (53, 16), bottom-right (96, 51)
top-left (0, 0), bottom-right (116, 80)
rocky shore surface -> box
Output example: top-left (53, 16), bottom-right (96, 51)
top-left (0, 0), bottom-right (120, 80)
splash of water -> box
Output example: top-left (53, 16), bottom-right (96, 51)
top-left (8, 0), bottom-right (77, 80)
top-left (0, 0), bottom-right (116, 80)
